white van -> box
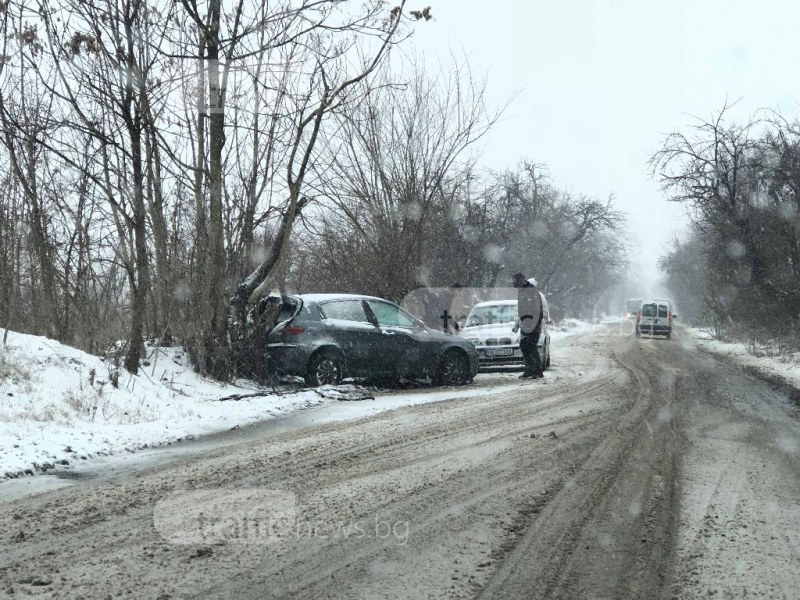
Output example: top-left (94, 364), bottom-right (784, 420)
top-left (636, 299), bottom-right (676, 339)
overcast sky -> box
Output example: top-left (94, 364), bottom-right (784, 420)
top-left (410, 0), bottom-right (800, 292)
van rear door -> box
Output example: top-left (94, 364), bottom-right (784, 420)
top-left (639, 302), bottom-right (657, 331)
top-left (639, 302), bottom-right (670, 335)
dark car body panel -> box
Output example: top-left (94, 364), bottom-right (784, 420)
top-left (267, 294), bottom-right (479, 382)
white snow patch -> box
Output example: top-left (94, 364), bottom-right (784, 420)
top-left (0, 330), bottom-right (326, 478)
top-left (688, 327), bottom-right (800, 392)
top-left (549, 317), bottom-right (618, 342)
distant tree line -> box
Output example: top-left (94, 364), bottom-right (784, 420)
top-left (0, 0), bottom-right (628, 379)
top-left (295, 145), bottom-right (627, 319)
top-left (654, 103), bottom-right (800, 346)
top-left (290, 61), bottom-right (629, 318)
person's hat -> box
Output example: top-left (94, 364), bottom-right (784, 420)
top-left (527, 277), bottom-right (538, 287)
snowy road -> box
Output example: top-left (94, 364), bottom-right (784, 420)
top-left (1, 326), bottom-right (800, 599)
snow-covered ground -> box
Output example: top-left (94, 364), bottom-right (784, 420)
top-left (0, 331), bottom-right (330, 479)
top-left (0, 318), bottom-right (606, 481)
top-left (550, 316), bottom-right (618, 342)
top-left (689, 327), bottom-right (800, 391)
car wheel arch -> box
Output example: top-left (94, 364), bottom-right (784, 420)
top-left (433, 346), bottom-right (471, 385)
top-left (307, 344), bottom-right (346, 365)
top-left (305, 345), bottom-right (347, 385)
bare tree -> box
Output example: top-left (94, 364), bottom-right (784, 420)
top-left (299, 56), bottom-right (501, 301)
top-left (0, 13), bottom-right (62, 340)
top-left (650, 103), bottom-right (764, 281)
top-left (652, 103), bottom-right (800, 342)
top-left (161, 0), bottom-right (427, 377)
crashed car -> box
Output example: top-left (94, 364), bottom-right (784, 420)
top-left (267, 294), bottom-right (479, 387)
top-left (460, 299), bottom-right (551, 370)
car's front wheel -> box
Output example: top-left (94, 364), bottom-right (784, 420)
top-left (305, 349), bottom-right (344, 387)
top-left (433, 349), bottom-right (470, 386)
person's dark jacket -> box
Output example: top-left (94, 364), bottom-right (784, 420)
top-left (518, 282), bottom-right (543, 337)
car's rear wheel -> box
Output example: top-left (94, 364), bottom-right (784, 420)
top-left (433, 349), bottom-right (470, 386)
top-left (305, 349), bottom-right (344, 387)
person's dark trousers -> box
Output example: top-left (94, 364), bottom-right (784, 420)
top-left (520, 331), bottom-right (542, 377)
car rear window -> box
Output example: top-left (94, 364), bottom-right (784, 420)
top-left (658, 305), bottom-right (668, 317)
top-left (641, 303), bottom-right (657, 317)
top-left (279, 296), bottom-right (301, 321)
top-left (319, 300), bottom-right (371, 323)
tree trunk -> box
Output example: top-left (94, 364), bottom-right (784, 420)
top-left (228, 194), bottom-right (308, 334)
top-left (122, 105), bottom-right (150, 374)
top-left (200, 0), bottom-right (229, 377)
top-left (122, 12), bottom-right (151, 375)
top-left (143, 98), bottom-right (172, 338)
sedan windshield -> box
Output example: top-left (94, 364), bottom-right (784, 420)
top-left (465, 305), bottom-right (517, 327)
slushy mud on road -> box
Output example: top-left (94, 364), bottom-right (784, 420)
top-left (1, 326), bottom-right (799, 599)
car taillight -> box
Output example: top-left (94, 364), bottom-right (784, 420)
top-left (280, 325), bottom-right (305, 335)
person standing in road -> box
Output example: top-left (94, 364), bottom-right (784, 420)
top-left (512, 272), bottom-right (544, 379)
top-left (410, 283), bottom-right (441, 329)
top-left (439, 282), bottom-right (464, 333)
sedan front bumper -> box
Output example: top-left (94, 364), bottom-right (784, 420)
top-left (475, 344), bottom-right (545, 366)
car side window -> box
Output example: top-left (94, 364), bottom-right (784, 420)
top-left (319, 300), bottom-right (371, 323)
top-left (367, 301), bottom-right (415, 328)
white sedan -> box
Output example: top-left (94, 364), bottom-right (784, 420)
top-left (460, 299), bottom-right (551, 370)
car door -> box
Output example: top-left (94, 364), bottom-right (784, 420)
top-left (656, 302), bottom-right (669, 331)
top-left (318, 299), bottom-right (383, 376)
top-left (639, 302), bottom-right (657, 331)
top-left (365, 300), bottom-right (430, 377)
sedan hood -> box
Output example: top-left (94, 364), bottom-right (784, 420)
top-left (461, 323), bottom-right (519, 344)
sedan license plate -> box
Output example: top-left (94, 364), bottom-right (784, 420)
top-left (484, 348), bottom-right (513, 357)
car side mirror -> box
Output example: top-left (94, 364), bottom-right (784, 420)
top-left (672, 314), bottom-right (678, 319)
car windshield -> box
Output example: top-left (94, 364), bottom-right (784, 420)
top-left (465, 304), bottom-right (517, 327)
